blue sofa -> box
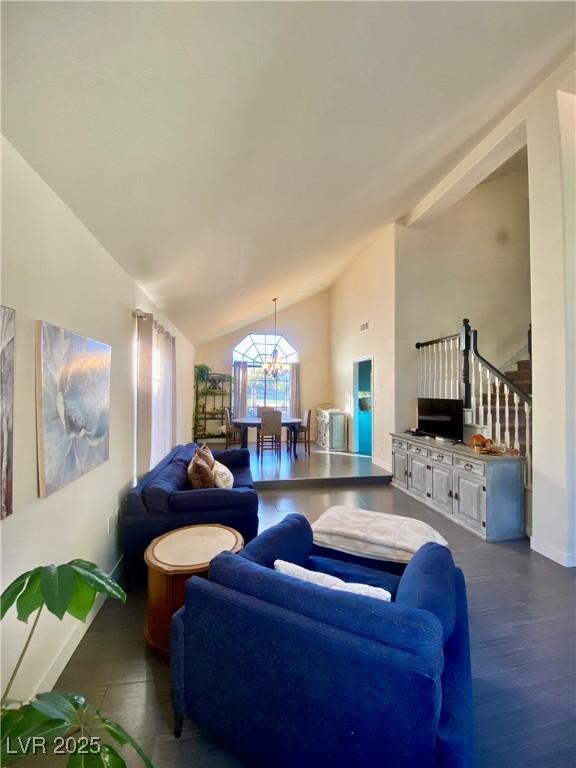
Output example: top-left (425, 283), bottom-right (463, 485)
top-left (171, 513), bottom-right (473, 768)
top-left (122, 443), bottom-right (259, 581)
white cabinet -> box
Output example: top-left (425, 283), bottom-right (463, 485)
top-left (391, 432), bottom-right (525, 541)
top-left (315, 409), bottom-right (347, 451)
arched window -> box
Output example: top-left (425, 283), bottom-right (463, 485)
top-left (233, 334), bottom-right (298, 417)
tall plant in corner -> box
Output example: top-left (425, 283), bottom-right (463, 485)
top-left (1, 560), bottom-right (154, 767)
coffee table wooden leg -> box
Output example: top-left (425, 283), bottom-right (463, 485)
top-left (145, 567), bottom-right (171, 657)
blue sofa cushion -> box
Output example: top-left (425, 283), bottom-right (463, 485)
top-left (213, 449), bottom-right (251, 470)
top-left (142, 458), bottom-right (190, 514)
top-left (208, 551), bottom-right (444, 665)
top-left (232, 468), bottom-right (253, 489)
top-left (241, 513), bottom-right (313, 567)
top-left (174, 442), bottom-right (199, 464)
top-left (395, 543), bottom-right (457, 642)
top-left (306, 555), bottom-right (402, 597)
top-left (170, 487), bottom-right (259, 511)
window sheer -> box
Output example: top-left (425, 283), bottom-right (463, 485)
top-left (135, 311), bottom-right (176, 473)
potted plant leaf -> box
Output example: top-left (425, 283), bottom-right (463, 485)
top-left (1, 561), bottom-right (154, 767)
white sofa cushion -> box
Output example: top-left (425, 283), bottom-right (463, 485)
top-left (274, 559), bottom-right (391, 602)
top-left (311, 506), bottom-right (448, 563)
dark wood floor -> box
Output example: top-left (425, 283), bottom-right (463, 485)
top-left (48, 484), bottom-right (574, 768)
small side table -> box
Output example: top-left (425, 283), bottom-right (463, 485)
top-left (144, 524), bottom-right (243, 656)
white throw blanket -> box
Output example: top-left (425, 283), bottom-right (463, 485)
top-left (311, 506), bottom-right (448, 563)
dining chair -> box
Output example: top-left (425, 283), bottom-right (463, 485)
top-left (257, 410), bottom-right (282, 459)
top-left (287, 409), bottom-right (311, 455)
top-left (223, 407), bottom-right (242, 450)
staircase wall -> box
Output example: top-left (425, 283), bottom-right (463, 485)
top-left (395, 166), bottom-right (531, 431)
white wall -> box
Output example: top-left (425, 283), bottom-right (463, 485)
top-left (330, 225), bottom-right (395, 468)
top-left (196, 291), bottom-right (332, 439)
top-left (395, 167), bottom-right (530, 431)
top-left (0, 139), bottom-right (195, 698)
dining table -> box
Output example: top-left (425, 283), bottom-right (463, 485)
top-left (232, 416), bottom-right (302, 458)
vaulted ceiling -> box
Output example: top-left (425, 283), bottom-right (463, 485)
top-left (2, 2), bottom-right (574, 342)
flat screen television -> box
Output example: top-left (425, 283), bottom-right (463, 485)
top-left (417, 398), bottom-right (463, 442)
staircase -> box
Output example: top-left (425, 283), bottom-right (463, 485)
top-left (415, 319), bottom-right (533, 488)
top-left (502, 358), bottom-right (532, 396)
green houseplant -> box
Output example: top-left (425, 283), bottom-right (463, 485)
top-left (194, 364), bottom-right (211, 382)
top-left (1, 561), bottom-right (154, 767)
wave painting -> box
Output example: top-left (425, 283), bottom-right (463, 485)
top-left (36, 321), bottom-right (111, 497)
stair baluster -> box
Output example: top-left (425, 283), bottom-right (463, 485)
top-left (444, 341), bottom-right (450, 398)
top-left (478, 358), bottom-right (484, 427)
top-left (453, 338), bottom-right (458, 399)
top-left (504, 385), bottom-right (510, 449)
top-left (486, 370), bottom-right (493, 440)
top-left (513, 392), bottom-right (520, 454)
top-left (495, 371), bottom-right (501, 444)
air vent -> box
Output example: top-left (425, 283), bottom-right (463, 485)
top-left (359, 321), bottom-right (369, 332)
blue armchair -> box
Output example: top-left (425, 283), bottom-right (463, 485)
top-left (122, 443), bottom-right (259, 582)
top-left (171, 513), bottom-right (473, 768)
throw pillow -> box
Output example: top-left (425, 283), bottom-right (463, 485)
top-left (196, 442), bottom-right (215, 469)
top-left (333, 582), bottom-right (391, 602)
top-left (274, 559), bottom-right (391, 602)
top-left (187, 455), bottom-right (215, 489)
top-left (212, 460), bottom-right (234, 489)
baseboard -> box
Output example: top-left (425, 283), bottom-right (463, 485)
top-left (371, 457), bottom-right (392, 472)
top-left (530, 538), bottom-right (576, 568)
top-left (35, 555), bottom-right (124, 695)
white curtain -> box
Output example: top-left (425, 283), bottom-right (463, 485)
top-left (135, 312), bottom-right (153, 475)
top-left (233, 361), bottom-right (248, 418)
top-left (135, 311), bottom-right (176, 474)
top-left (150, 323), bottom-right (176, 468)
top-left (290, 362), bottom-right (301, 417)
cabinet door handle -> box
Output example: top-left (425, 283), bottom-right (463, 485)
top-left (426, 492), bottom-right (431, 498)
top-left (408, 471), bottom-right (412, 478)
top-left (448, 490), bottom-right (453, 498)
top-left (464, 462), bottom-right (474, 471)
top-left (454, 492), bottom-right (459, 501)
top-left (436, 454), bottom-right (444, 461)
top-left (404, 469), bottom-right (408, 476)
top-left (427, 465), bottom-right (431, 470)
top-left (415, 447), bottom-right (422, 454)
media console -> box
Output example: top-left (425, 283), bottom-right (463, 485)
top-left (390, 432), bottom-right (525, 541)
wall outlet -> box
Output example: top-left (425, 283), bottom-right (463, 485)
top-left (107, 513), bottom-right (117, 535)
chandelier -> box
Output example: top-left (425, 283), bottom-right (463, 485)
top-left (263, 298), bottom-right (288, 378)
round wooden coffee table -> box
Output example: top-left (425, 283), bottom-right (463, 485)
top-left (144, 524), bottom-right (243, 656)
